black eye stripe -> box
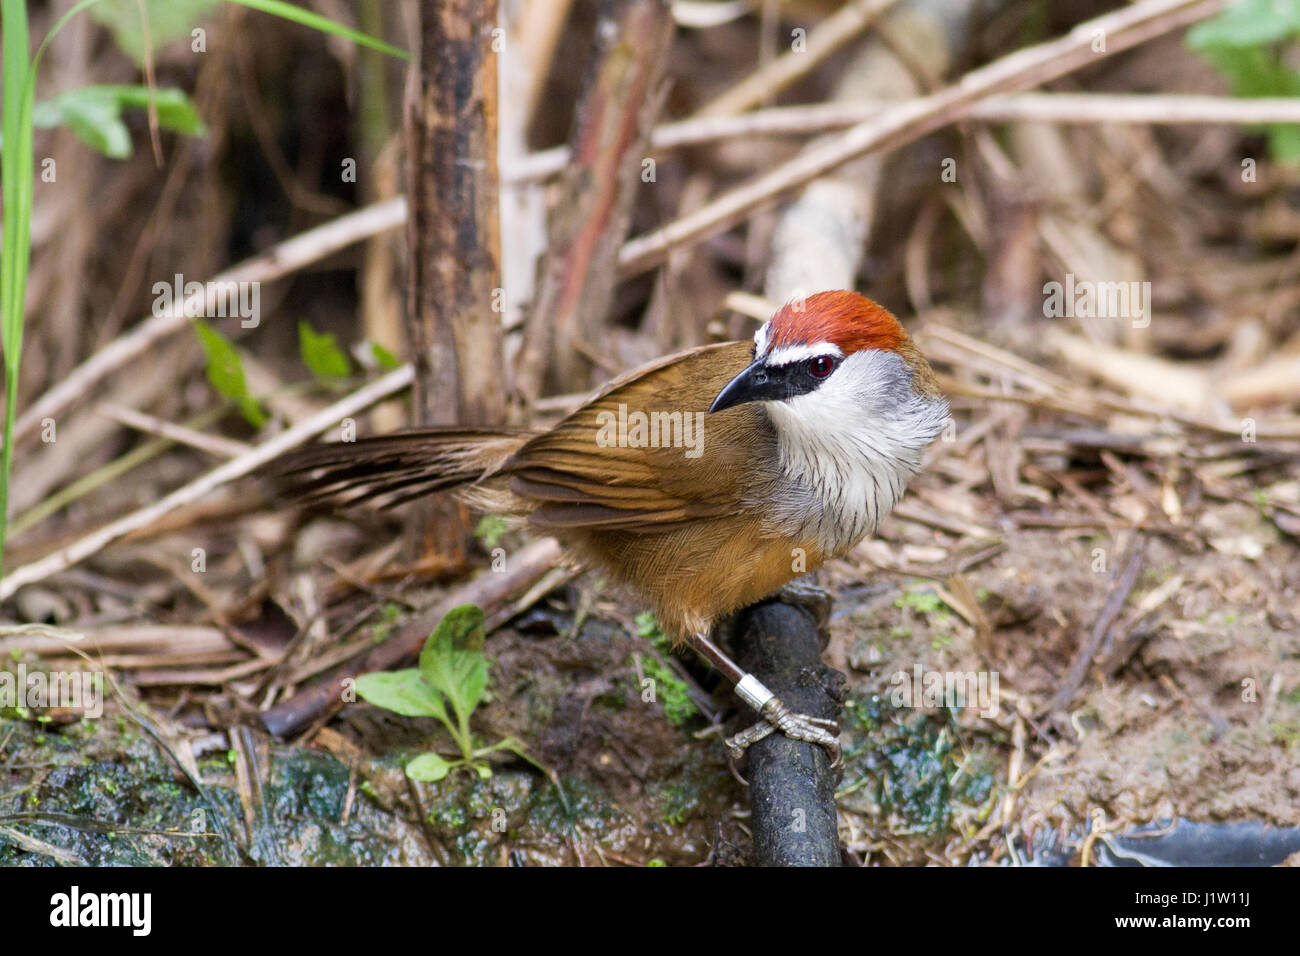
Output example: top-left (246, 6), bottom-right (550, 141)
top-left (767, 354), bottom-right (838, 370)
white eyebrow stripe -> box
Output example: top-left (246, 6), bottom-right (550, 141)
top-left (753, 322), bottom-right (772, 355)
top-left (765, 342), bottom-right (842, 366)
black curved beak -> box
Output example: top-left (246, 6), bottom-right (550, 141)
top-left (709, 359), bottom-right (787, 413)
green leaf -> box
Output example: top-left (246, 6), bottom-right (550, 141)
top-left (33, 90), bottom-right (129, 158)
top-left (0, 0), bottom-right (35, 583)
top-left (88, 0), bottom-right (408, 66)
top-left (1197, 44), bottom-right (1300, 97)
top-left (419, 605), bottom-right (489, 724)
top-left (456, 656), bottom-right (489, 719)
top-left (1187, 0), bottom-right (1300, 49)
top-left (193, 320), bottom-right (245, 400)
top-left (31, 85), bottom-right (206, 159)
top-left (405, 753), bottom-right (452, 782)
top-left (105, 85), bottom-right (206, 136)
top-left (89, 0), bottom-right (220, 64)
top-left (474, 763), bottom-right (492, 780)
top-left (423, 604), bottom-right (487, 658)
top-left (193, 319), bottom-right (265, 427)
top-left (354, 669), bottom-right (447, 721)
top-left (298, 320), bottom-right (351, 380)
top-left (1268, 122), bottom-right (1300, 160)
top-left (491, 736), bottom-right (553, 781)
top-left (474, 515), bottom-right (508, 549)
top-left (1186, 43), bottom-right (1300, 166)
top-left (369, 341), bottom-right (400, 369)
top-left (224, 0), bottom-right (409, 60)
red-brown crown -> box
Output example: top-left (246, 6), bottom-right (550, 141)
top-left (764, 290), bottom-right (904, 355)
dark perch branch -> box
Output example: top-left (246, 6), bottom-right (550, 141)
top-left (732, 600), bottom-right (844, 867)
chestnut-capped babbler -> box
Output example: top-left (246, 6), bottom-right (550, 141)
top-left (267, 291), bottom-right (950, 766)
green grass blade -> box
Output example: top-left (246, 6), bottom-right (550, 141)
top-left (224, 0), bottom-right (409, 60)
top-left (0, 0), bottom-right (34, 582)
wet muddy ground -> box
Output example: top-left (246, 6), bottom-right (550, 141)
top-left (4, 498), bottom-right (1296, 865)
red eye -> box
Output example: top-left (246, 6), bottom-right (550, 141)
top-left (809, 356), bottom-right (835, 378)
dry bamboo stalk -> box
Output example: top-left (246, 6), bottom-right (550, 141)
top-left (0, 624), bottom-right (231, 657)
top-left (404, 0), bottom-right (505, 428)
top-left (764, 0), bottom-right (967, 301)
top-left (1219, 354), bottom-right (1300, 410)
top-left (617, 0), bottom-right (1228, 278)
top-left (693, 0), bottom-right (900, 118)
top-left (507, 95), bottom-right (1300, 183)
top-left (516, 0), bottom-right (676, 400)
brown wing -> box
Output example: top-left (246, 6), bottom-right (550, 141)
top-left (498, 340), bottom-right (779, 532)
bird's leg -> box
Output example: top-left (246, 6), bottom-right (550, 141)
top-left (684, 631), bottom-right (841, 769)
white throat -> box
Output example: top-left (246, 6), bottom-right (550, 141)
top-left (762, 349), bottom-right (949, 554)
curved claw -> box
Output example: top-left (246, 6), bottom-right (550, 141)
top-left (725, 695), bottom-right (842, 770)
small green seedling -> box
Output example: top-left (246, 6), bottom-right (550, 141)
top-left (347, 605), bottom-right (571, 813)
top-left (354, 604), bottom-right (533, 783)
top-left (474, 515), bottom-right (509, 550)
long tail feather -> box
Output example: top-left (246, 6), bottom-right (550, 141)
top-left (263, 427), bottom-right (533, 510)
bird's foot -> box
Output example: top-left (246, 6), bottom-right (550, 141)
top-left (773, 580), bottom-right (833, 645)
top-left (726, 675), bottom-right (842, 769)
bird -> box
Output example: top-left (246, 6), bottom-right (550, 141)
top-left (266, 290), bottom-right (950, 766)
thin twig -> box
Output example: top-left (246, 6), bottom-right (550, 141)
top-left (1, 365), bottom-right (413, 600)
top-left (11, 404), bottom-right (232, 539)
top-left (1046, 538), bottom-right (1147, 715)
top-left (14, 197), bottom-right (406, 445)
top-left (508, 94), bottom-right (1300, 183)
top-left (616, 0), bottom-right (1227, 277)
top-left (98, 404), bottom-right (251, 458)
top-left (693, 0), bottom-right (899, 118)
